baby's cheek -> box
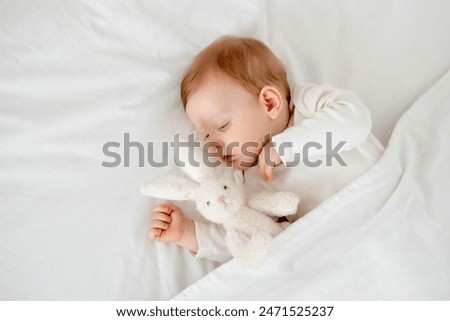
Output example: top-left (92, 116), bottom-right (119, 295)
top-left (240, 143), bottom-right (261, 159)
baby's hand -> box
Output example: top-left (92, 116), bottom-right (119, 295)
top-left (258, 141), bottom-right (282, 181)
top-left (149, 203), bottom-right (187, 244)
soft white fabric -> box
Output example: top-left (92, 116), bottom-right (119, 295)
top-left (174, 70), bottom-right (450, 300)
top-left (272, 83), bottom-right (385, 214)
top-left (1, 0), bottom-right (450, 300)
top-left (275, 83), bottom-right (374, 160)
top-left (192, 83), bottom-right (384, 263)
top-left (194, 220), bottom-right (230, 263)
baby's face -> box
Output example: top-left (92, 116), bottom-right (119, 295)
top-left (186, 72), bottom-right (274, 170)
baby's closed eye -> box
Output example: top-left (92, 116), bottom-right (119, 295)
top-left (218, 122), bottom-right (230, 131)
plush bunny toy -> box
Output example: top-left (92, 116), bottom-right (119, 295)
top-left (141, 142), bottom-right (300, 267)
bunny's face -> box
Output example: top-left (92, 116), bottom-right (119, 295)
top-left (195, 177), bottom-right (244, 224)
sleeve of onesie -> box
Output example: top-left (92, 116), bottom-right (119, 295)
top-left (271, 83), bottom-right (372, 165)
top-left (189, 220), bottom-right (232, 263)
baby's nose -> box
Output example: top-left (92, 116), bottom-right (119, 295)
top-left (218, 195), bottom-right (225, 203)
top-left (205, 141), bottom-right (224, 154)
top-left (205, 143), bottom-right (225, 163)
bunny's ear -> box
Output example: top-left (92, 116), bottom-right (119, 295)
top-left (141, 175), bottom-right (199, 200)
top-left (176, 134), bottom-right (217, 182)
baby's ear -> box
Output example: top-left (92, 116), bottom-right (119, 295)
top-left (141, 175), bottom-right (199, 200)
top-left (258, 86), bottom-right (283, 120)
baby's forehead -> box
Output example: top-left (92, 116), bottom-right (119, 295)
top-left (186, 85), bottom-right (233, 123)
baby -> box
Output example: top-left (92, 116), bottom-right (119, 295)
top-left (148, 36), bottom-right (385, 262)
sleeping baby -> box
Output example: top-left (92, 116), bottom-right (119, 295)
top-left (148, 36), bottom-right (385, 262)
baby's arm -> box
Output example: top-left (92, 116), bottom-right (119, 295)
top-left (149, 203), bottom-right (231, 263)
top-left (192, 220), bottom-right (233, 262)
top-left (271, 84), bottom-right (372, 165)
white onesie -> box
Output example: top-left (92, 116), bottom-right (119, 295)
top-left (191, 83), bottom-right (385, 262)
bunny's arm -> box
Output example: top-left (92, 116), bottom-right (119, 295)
top-left (247, 190), bottom-right (300, 217)
top-left (226, 229), bottom-right (271, 267)
top-left (225, 229), bottom-right (263, 267)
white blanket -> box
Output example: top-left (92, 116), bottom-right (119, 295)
top-left (1, 0), bottom-right (449, 300)
top-left (174, 70), bottom-right (450, 300)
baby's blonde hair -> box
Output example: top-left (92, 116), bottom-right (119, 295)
top-left (180, 36), bottom-right (290, 109)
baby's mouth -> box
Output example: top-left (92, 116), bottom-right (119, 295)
top-left (222, 155), bottom-right (233, 163)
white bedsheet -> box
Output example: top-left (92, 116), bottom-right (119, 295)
top-left (174, 70), bottom-right (450, 300)
top-left (1, 0), bottom-right (449, 300)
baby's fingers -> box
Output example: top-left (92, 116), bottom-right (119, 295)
top-left (153, 204), bottom-right (173, 214)
top-left (154, 203), bottom-right (181, 214)
top-left (259, 161), bottom-right (273, 181)
top-left (148, 228), bottom-right (162, 241)
top-left (151, 219), bottom-right (169, 230)
top-left (152, 212), bottom-right (172, 223)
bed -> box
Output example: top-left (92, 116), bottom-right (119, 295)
top-left (1, 0), bottom-right (449, 300)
